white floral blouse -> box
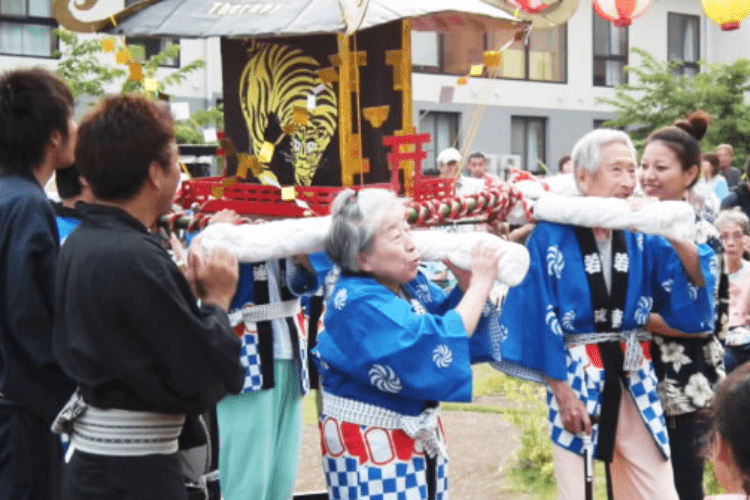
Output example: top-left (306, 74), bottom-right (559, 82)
top-left (652, 219), bottom-right (727, 416)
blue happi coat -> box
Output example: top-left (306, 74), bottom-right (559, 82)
top-left (498, 221), bottom-right (716, 459)
top-left (313, 271), bottom-right (501, 500)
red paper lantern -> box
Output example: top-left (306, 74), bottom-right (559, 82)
top-left (506, 0), bottom-right (552, 14)
top-left (593, 0), bottom-right (653, 27)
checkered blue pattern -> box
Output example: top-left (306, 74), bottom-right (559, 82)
top-left (547, 344), bottom-right (668, 459)
top-left (297, 313), bottom-right (310, 395)
top-left (238, 329), bottom-right (263, 393)
top-left (626, 367), bottom-right (669, 458)
top-left (324, 456), bottom-right (434, 500)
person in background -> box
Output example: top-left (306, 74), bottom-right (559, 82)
top-left (558, 154), bottom-right (573, 174)
top-left (640, 111), bottom-right (726, 500)
top-left (722, 158), bottom-right (750, 222)
top-left (436, 147), bottom-right (461, 179)
top-left (704, 153), bottom-right (730, 202)
top-left (0, 67), bottom-right (77, 500)
top-left (499, 128), bottom-right (715, 500)
top-left (204, 210), bottom-right (319, 500)
top-left (53, 94), bottom-right (243, 500)
top-left (716, 209), bottom-right (750, 373)
top-left (466, 151), bottom-right (500, 188)
top-left (703, 362), bottom-right (750, 500)
top-left (53, 164), bottom-right (94, 243)
top-left (717, 144), bottom-right (742, 189)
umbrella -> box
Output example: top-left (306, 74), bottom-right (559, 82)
top-left (54, 0), bottom-right (524, 37)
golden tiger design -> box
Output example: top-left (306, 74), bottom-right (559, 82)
top-left (239, 41), bottom-right (338, 186)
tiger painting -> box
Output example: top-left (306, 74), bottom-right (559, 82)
top-left (239, 41), bottom-right (338, 186)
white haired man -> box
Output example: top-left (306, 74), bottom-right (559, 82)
top-left (498, 129), bottom-right (716, 499)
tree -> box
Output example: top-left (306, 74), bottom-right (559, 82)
top-left (53, 29), bottom-right (126, 102)
top-left (54, 29), bottom-right (206, 104)
top-left (119, 42), bottom-right (206, 99)
top-left (597, 47), bottom-right (750, 169)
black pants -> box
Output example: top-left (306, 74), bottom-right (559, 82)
top-left (0, 404), bottom-right (61, 500)
top-left (668, 412), bottom-right (707, 500)
top-left (63, 450), bottom-right (188, 500)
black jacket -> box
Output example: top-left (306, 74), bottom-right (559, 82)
top-left (721, 183), bottom-right (750, 221)
top-left (0, 174), bottom-right (75, 422)
top-left (54, 203), bottom-right (243, 414)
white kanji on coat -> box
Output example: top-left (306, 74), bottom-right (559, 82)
top-left (594, 308), bottom-right (608, 324)
top-left (584, 254), bottom-right (602, 275)
top-left (611, 308), bottom-right (623, 329)
top-left (613, 253), bottom-right (629, 273)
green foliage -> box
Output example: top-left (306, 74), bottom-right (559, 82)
top-left (53, 29), bottom-right (126, 103)
top-left (175, 102), bottom-right (225, 145)
top-left (119, 41), bottom-right (206, 99)
top-left (174, 124), bottom-right (204, 145)
top-left (597, 47), bottom-right (750, 169)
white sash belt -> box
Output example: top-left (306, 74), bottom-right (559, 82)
top-left (228, 299), bottom-right (301, 326)
top-left (564, 328), bottom-right (653, 371)
top-left (322, 391), bottom-right (447, 460)
top-left (52, 391), bottom-right (185, 458)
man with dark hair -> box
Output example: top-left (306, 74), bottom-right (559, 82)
top-left (53, 164), bottom-right (93, 242)
top-left (721, 157), bottom-right (750, 222)
top-left (0, 67), bottom-right (77, 500)
top-left (53, 94), bottom-right (244, 500)
top-left (466, 150), bottom-right (500, 189)
top-left (717, 144), bottom-right (742, 189)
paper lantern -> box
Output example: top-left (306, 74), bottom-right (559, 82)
top-left (593, 0), bottom-right (652, 27)
top-left (506, 0), bottom-right (552, 14)
top-left (702, 0), bottom-right (750, 31)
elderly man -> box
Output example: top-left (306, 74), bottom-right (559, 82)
top-left (498, 129), bottom-right (716, 500)
top-left (436, 147), bottom-right (461, 179)
top-left (717, 144), bottom-right (742, 189)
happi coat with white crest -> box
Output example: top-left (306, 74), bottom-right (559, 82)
top-left (313, 271), bottom-right (503, 500)
top-left (498, 221), bottom-right (716, 461)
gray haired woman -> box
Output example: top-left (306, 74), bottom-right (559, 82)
top-left (313, 188), bottom-right (499, 500)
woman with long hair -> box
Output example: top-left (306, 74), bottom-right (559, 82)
top-left (640, 110), bottom-right (727, 500)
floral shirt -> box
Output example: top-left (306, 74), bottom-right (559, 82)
top-left (652, 218), bottom-right (727, 416)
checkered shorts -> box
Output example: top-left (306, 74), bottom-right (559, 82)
top-left (548, 345), bottom-right (669, 459)
top-left (321, 416), bottom-right (449, 500)
top-left (323, 455), bottom-right (448, 500)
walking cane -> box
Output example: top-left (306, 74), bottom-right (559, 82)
top-left (582, 432), bottom-right (594, 500)
top-left (582, 415), bottom-right (597, 500)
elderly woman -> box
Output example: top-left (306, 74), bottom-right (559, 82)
top-left (717, 209), bottom-right (750, 372)
top-left (313, 188), bottom-right (499, 500)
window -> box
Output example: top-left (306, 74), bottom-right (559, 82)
top-left (0, 0), bottom-right (57, 58)
top-left (417, 111), bottom-right (460, 175)
top-left (668, 13), bottom-right (700, 76)
top-left (593, 14), bottom-right (628, 87)
top-left (125, 36), bottom-right (180, 68)
top-left (411, 24), bottom-right (566, 83)
top-left (124, 0), bottom-right (179, 67)
top-left (488, 25), bottom-right (567, 82)
top-left (511, 116), bottom-right (546, 172)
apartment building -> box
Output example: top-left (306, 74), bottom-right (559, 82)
top-left (412, 0), bottom-right (750, 174)
top-left (2, 0), bottom-right (750, 174)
